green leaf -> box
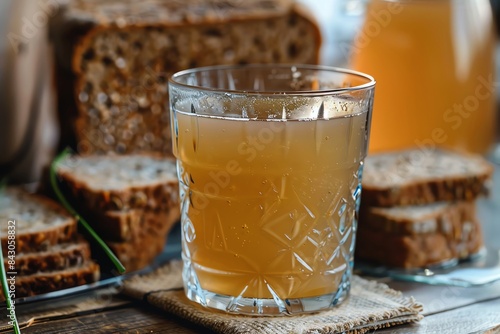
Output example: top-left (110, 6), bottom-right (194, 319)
top-left (50, 148), bottom-right (126, 274)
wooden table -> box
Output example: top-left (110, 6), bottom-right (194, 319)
top-left (2, 164), bottom-right (500, 334)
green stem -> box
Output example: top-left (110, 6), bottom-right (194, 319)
top-left (50, 149), bottom-right (125, 274)
top-left (0, 187), bottom-right (21, 334)
top-left (0, 178), bottom-right (7, 191)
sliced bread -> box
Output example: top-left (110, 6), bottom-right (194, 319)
top-left (361, 149), bottom-right (493, 207)
top-left (56, 154), bottom-right (179, 211)
top-left (0, 188), bottom-right (78, 253)
top-left (4, 239), bottom-right (91, 276)
top-left (360, 201), bottom-right (477, 235)
top-left (81, 206), bottom-right (181, 242)
top-left (108, 232), bottom-right (167, 273)
top-left (1, 261), bottom-right (100, 300)
top-left (107, 206), bottom-right (180, 272)
top-left (55, 153), bottom-right (182, 271)
top-left (94, 206), bottom-right (180, 242)
top-left (356, 200), bottom-right (483, 268)
top-left (50, 0), bottom-right (321, 155)
top-left (356, 219), bottom-right (483, 268)
top-left (84, 208), bottom-right (149, 242)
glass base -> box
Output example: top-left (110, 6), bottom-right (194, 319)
top-left (183, 260), bottom-right (352, 316)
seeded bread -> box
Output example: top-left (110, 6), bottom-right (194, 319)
top-left (55, 153), bottom-right (181, 271)
top-left (108, 231), bottom-right (166, 272)
top-left (107, 206), bottom-right (180, 272)
top-left (356, 201), bottom-right (483, 268)
top-left (1, 262), bottom-right (100, 300)
top-left (50, 0), bottom-right (321, 155)
top-left (0, 188), bottom-right (78, 254)
top-left (360, 201), bottom-right (477, 235)
top-left (361, 149), bottom-right (493, 207)
top-left (86, 209), bottom-right (154, 242)
top-left (356, 219), bottom-right (483, 268)
top-left (101, 209), bottom-right (157, 241)
top-left (4, 239), bottom-right (91, 276)
top-left (93, 206), bottom-right (180, 242)
top-left (56, 154), bottom-right (179, 212)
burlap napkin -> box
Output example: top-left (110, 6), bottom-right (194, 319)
top-left (121, 261), bottom-right (423, 334)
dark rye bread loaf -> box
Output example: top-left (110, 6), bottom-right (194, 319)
top-left (50, 0), bottom-right (321, 155)
top-left (56, 154), bottom-right (179, 212)
top-left (1, 262), bottom-right (100, 300)
top-left (356, 202), bottom-right (483, 268)
top-left (4, 239), bottom-right (91, 276)
top-left (0, 188), bottom-right (77, 254)
top-left (107, 206), bottom-right (181, 272)
top-left (361, 149), bottom-right (493, 207)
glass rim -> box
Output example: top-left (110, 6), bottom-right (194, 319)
top-left (169, 64), bottom-right (376, 97)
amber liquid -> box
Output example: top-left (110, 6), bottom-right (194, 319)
top-left (174, 104), bottom-right (368, 299)
top-left (351, 0), bottom-right (496, 154)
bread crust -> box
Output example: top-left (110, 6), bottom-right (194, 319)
top-left (361, 150), bottom-right (493, 207)
top-left (56, 155), bottom-right (179, 212)
top-left (54, 153), bottom-right (181, 271)
top-left (95, 205), bottom-right (180, 242)
top-left (362, 177), bottom-right (491, 207)
top-left (0, 188), bottom-right (78, 254)
top-left (0, 262), bottom-right (100, 300)
top-left (60, 174), bottom-right (179, 211)
top-left (69, 3), bottom-right (320, 73)
top-left (4, 240), bottom-right (92, 276)
top-left (107, 206), bottom-right (180, 272)
top-left (360, 201), bottom-right (477, 235)
top-left (356, 217), bottom-right (483, 268)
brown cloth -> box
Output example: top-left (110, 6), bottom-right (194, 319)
top-left (121, 261), bottom-right (423, 334)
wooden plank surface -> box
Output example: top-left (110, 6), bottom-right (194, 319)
top-left (384, 278), bottom-right (500, 316)
top-left (8, 295), bottom-right (500, 334)
top-left (376, 298), bottom-right (500, 334)
top-left (18, 305), bottom-right (208, 334)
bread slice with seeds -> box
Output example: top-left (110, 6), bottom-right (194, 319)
top-left (86, 209), bottom-right (151, 242)
top-left (1, 262), bottom-right (100, 300)
top-left (356, 149), bottom-right (491, 268)
top-left (356, 201), bottom-right (483, 268)
top-left (107, 206), bottom-right (180, 272)
top-left (361, 149), bottom-right (493, 207)
top-left (93, 206), bottom-right (180, 242)
top-left (0, 188), bottom-right (101, 298)
top-left (50, 0), bottom-right (321, 155)
top-left (359, 201), bottom-right (477, 236)
top-left (356, 216), bottom-right (483, 268)
top-left (56, 154), bottom-right (179, 212)
top-left (0, 188), bottom-right (78, 254)
top-left (55, 153), bottom-right (181, 271)
top-left (4, 239), bottom-right (92, 276)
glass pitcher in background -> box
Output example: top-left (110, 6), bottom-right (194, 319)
top-left (350, 0), bottom-right (497, 155)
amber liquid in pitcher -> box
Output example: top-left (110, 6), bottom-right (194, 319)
top-left (351, 0), bottom-right (496, 154)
